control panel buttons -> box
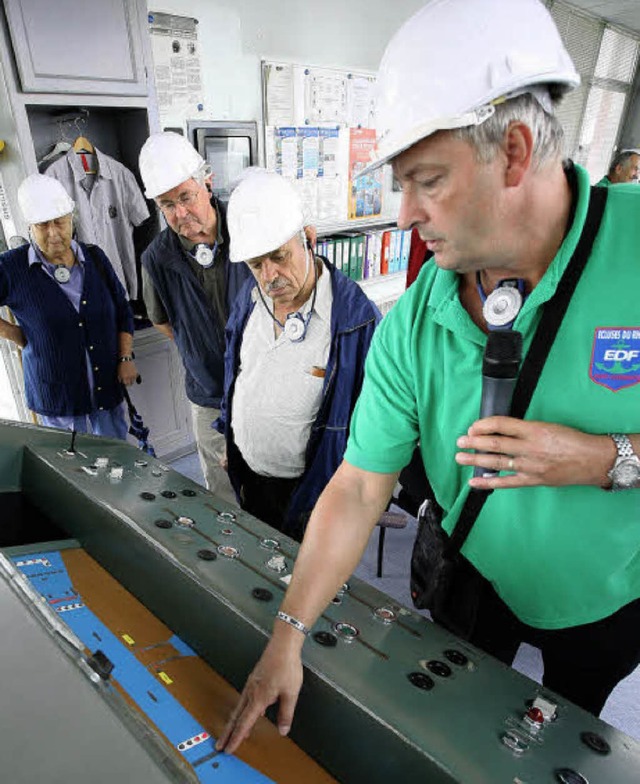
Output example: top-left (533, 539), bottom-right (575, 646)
top-left (501, 730), bottom-right (529, 755)
top-left (259, 538), bottom-right (280, 551)
top-left (523, 706), bottom-right (544, 733)
top-left (266, 554), bottom-right (287, 573)
top-left (134, 460), bottom-right (148, 468)
top-left (423, 660), bottom-right (452, 678)
top-left (313, 631), bottom-right (338, 648)
top-left (580, 731), bottom-right (610, 755)
top-left (140, 492), bottom-right (156, 501)
top-left (332, 621), bottom-right (359, 642)
top-left (197, 549), bottom-right (217, 561)
top-left (161, 490), bottom-right (177, 499)
top-left (373, 607), bottom-right (397, 624)
top-left (407, 672), bottom-right (434, 691)
top-left (217, 545), bottom-right (239, 559)
top-left (555, 769), bottom-right (588, 784)
top-left (175, 516), bottom-right (195, 528)
top-left (217, 511), bottom-right (237, 524)
top-left (220, 527), bottom-right (234, 536)
top-left (531, 695), bottom-right (558, 722)
top-left (154, 519), bottom-right (172, 529)
top-left (252, 587), bottom-right (273, 602)
top-left (181, 488), bottom-right (197, 497)
top-left (443, 649), bottom-right (469, 667)
top-left (95, 456), bottom-right (109, 468)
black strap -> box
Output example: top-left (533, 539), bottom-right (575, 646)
top-left (120, 383), bottom-right (138, 419)
top-left (447, 185), bottom-right (608, 554)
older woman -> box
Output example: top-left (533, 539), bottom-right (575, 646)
top-left (0, 173), bottom-right (137, 438)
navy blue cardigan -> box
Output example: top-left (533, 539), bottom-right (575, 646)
top-left (0, 243), bottom-right (134, 416)
top-left (141, 199), bottom-right (251, 408)
top-left (218, 259), bottom-right (381, 538)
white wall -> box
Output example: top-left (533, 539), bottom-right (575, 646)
top-left (149, 0), bottom-right (426, 123)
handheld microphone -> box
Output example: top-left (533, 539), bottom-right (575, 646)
top-left (473, 330), bottom-right (523, 478)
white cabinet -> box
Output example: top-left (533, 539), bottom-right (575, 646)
top-left (126, 328), bottom-right (195, 461)
top-left (3, 0), bottom-right (148, 96)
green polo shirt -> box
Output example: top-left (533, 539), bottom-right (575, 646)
top-left (345, 164), bottom-right (640, 629)
top-left (596, 175), bottom-right (611, 187)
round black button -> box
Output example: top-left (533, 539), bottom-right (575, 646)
top-left (427, 660), bottom-right (452, 678)
top-left (312, 631), bottom-right (338, 648)
top-left (154, 519), bottom-right (172, 529)
top-left (252, 587), bottom-right (273, 602)
top-left (408, 672), bottom-right (435, 691)
top-left (182, 488), bottom-right (197, 497)
top-left (197, 549), bottom-right (217, 561)
top-left (444, 649), bottom-right (468, 666)
top-left (140, 492), bottom-right (156, 501)
top-left (555, 769), bottom-right (588, 784)
top-left (161, 490), bottom-right (177, 499)
top-left (580, 731), bottom-right (610, 755)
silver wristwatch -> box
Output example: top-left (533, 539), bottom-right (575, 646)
top-left (607, 434), bottom-right (640, 491)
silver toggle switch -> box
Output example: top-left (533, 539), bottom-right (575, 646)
top-left (266, 554), bottom-right (287, 573)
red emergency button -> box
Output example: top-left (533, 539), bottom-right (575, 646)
top-left (526, 707), bottom-right (544, 724)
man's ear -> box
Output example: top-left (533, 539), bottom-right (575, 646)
top-left (304, 225), bottom-right (317, 249)
top-left (204, 174), bottom-right (213, 193)
top-left (504, 122), bottom-right (533, 188)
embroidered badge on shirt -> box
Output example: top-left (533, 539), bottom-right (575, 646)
top-left (590, 327), bottom-right (640, 391)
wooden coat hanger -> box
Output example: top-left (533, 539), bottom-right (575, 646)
top-left (73, 133), bottom-right (96, 174)
top-left (73, 135), bottom-right (94, 154)
top-left (70, 112), bottom-right (97, 173)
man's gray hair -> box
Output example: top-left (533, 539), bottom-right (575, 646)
top-left (192, 162), bottom-right (213, 187)
top-left (453, 92), bottom-right (565, 168)
top-left (608, 149), bottom-right (638, 176)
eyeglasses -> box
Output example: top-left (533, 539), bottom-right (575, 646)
top-left (157, 189), bottom-right (200, 215)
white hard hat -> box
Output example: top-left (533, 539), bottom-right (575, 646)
top-left (139, 132), bottom-right (206, 199)
top-left (227, 169), bottom-right (306, 262)
top-left (361, 0), bottom-right (580, 176)
top-left (18, 174), bottom-right (75, 224)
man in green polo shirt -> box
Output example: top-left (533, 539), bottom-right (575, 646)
top-left (218, 0), bottom-right (640, 752)
top-left (596, 149), bottom-right (640, 186)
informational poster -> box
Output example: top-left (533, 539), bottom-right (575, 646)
top-left (149, 12), bottom-right (204, 129)
top-left (347, 76), bottom-right (376, 129)
top-left (262, 62), bottom-right (387, 225)
top-left (303, 70), bottom-right (349, 125)
top-left (299, 127), bottom-right (320, 178)
top-left (265, 126), bottom-right (347, 223)
top-left (263, 63), bottom-right (295, 126)
top-left (348, 128), bottom-right (382, 219)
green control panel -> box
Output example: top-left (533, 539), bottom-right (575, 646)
top-left (1, 421), bottom-right (638, 784)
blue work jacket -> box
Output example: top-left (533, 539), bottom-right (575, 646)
top-left (218, 258), bottom-right (381, 537)
top-left (0, 243), bottom-right (133, 416)
top-left (141, 199), bottom-right (250, 407)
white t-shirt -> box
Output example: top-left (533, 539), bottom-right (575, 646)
top-left (232, 266), bottom-right (332, 478)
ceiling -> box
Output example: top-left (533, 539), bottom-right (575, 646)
top-left (568, 0), bottom-right (640, 35)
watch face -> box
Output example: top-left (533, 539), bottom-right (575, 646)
top-left (614, 458), bottom-right (640, 488)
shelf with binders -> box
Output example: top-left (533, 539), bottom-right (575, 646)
top-left (316, 223), bottom-right (409, 310)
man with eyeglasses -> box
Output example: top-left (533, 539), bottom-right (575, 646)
top-left (139, 132), bottom-right (250, 501)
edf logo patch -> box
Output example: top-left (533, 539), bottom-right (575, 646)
top-left (590, 327), bottom-right (640, 391)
